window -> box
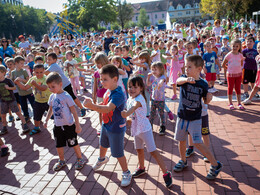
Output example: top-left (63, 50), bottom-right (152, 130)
top-left (178, 12), bottom-right (182, 16)
top-left (169, 13), bottom-right (174, 17)
top-left (169, 6), bottom-right (174, 11)
top-left (195, 10), bottom-right (200, 14)
top-left (136, 16), bottom-right (138, 21)
top-left (162, 14), bottom-right (164, 18)
top-left (148, 15), bottom-right (150, 19)
top-left (155, 14), bottom-right (157, 19)
top-left (194, 3), bottom-right (199, 8)
top-left (177, 4), bottom-right (183, 10)
top-left (185, 4), bottom-right (191, 9)
top-left (186, 11), bottom-right (190, 15)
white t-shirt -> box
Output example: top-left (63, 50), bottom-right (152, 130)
top-left (152, 49), bottom-right (161, 62)
top-left (48, 91), bottom-right (75, 126)
top-left (127, 94), bottom-right (152, 136)
top-left (18, 41), bottom-right (30, 49)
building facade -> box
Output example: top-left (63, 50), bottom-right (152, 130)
top-left (131, 0), bottom-right (212, 26)
top-left (1, 0), bottom-right (23, 5)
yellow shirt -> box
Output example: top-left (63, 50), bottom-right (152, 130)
top-left (27, 75), bottom-right (52, 103)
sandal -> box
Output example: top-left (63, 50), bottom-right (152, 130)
top-left (238, 104), bottom-right (245, 110)
top-left (54, 160), bottom-right (66, 171)
top-left (229, 104), bottom-right (235, 110)
top-left (29, 128), bottom-right (41, 135)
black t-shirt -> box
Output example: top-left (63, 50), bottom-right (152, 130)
top-left (104, 37), bottom-right (114, 50)
top-left (0, 78), bottom-right (15, 102)
top-left (177, 75), bottom-right (208, 121)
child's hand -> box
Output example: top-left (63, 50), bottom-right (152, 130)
top-left (43, 121), bottom-right (48, 129)
top-left (126, 119), bottom-right (132, 127)
top-left (148, 72), bottom-right (153, 77)
top-left (75, 124), bottom-right (82, 134)
top-left (83, 97), bottom-right (93, 108)
top-left (31, 80), bottom-right (37, 86)
top-left (187, 77), bottom-right (196, 84)
top-left (4, 85), bottom-right (10, 90)
top-left (121, 110), bottom-right (128, 118)
top-left (14, 78), bottom-right (21, 84)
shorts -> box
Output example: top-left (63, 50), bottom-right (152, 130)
top-left (242, 69), bottom-right (257, 84)
top-left (100, 125), bottom-right (126, 158)
top-left (201, 115), bottom-right (210, 135)
top-left (0, 101), bottom-right (19, 114)
top-left (79, 71), bottom-right (85, 78)
top-left (134, 130), bottom-right (157, 153)
top-left (14, 93), bottom-right (21, 104)
top-left (33, 101), bottom-right (49, 121)
top-left (96, 97), bottom-right (103, 103)
top-left (174, 117), bottom-right (203, 144)
top-left (64, 84), bottom-right (77, 100)
top-left (206, 73), bottom-right (216, 82)
top-left (53, 124), bottom-right (78, 148)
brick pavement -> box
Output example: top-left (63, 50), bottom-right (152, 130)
top-left (0, 81), bottom-right (260, 195)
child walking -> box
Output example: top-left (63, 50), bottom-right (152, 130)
top-left (147, 62), bottom-right (167, 135)
top-left (121, 76), bottom-right (173, 188)
top-left (222, 39), bottom-right (245, 110)
top-left (44, 72), bottom-right (85, 171)
top-left (174, 55), bottom-right (222, 180)
top-left (83, 65), bottom-right (132, 187)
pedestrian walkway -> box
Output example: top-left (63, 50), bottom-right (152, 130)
top-left (0, 82), bottom-right (260, 195)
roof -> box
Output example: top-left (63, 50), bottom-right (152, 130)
top-left (169, 0), bottom-right (200, 8)
top-left (131, 0), bottom-right (169, 14)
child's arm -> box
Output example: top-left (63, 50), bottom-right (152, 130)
top-left (5, 85), bottom-right (16, 91)
top-left (221, 58), bottom-right (228, 69)
top-left (83, 97), bottom-right (116, 113)
top-left (31, 80), bottom-right (48, 91)
top-left (146, 73), bottom-right (153, 86)
top-left (69, 105), bottom-right (82, 133)
top-left (121, 101), bottom-right (142, 118)
top-left (162, 54), bottom-right (172, 60)
top-left (14, 80), bottom-right (31, 90)
top-left (43, 105), bottom-right (53, 128)
top-left (203, 92), bottom-right (213, 104)
top-left (158, 78), bottom-right (165, 89)
top-left (176, 77), bottom-right (195, 85)
top-left (93, 77), bottom-right (98, 103)
top-left (133, 62), bottom-right (147, 69)
top-left (118, 68), bottom-right (126, 75)
top-left (216, 58), bottom-right (221, 70)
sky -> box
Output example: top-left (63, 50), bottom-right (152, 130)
top-left (23, 0), bottom-right (160, 13)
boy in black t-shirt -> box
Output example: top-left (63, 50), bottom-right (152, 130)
top-left (173, 55), bottom-right (222, 180)
top-left (0, 65), bottom-right (29, 135)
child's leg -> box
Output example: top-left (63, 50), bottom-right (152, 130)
top-left (248, 86), bottom-right (260, 100)
top-left (243, 83), bottom-right (249, 94)
top-left (149, 100), bottom-right (157, 125)
top-left (73, 145), bottom-right (82, 159)
top-left (19, 95), bottom-right (29, 117)
top-left (210, 80), bottom-right (215, 88)
top-left (172, 84), bottom-right (177, 95)
top-left (145, 90), bottom-right (150, 116)
top-left (34, 120), bottom-right (41, 128)
top-left (56, 147), bottom-right (65, 161)
top-left (224, 68), bottom-right (227, 82)
top-left (158, 101), bottom-right (166, 126)
top-left (227, 76), bottom-right (235, 105)
top-left (179, 140), bottom-right (187, 162)
top-left (1, 114), bottom-right (7, 127)
top-left (15, 111), bottom-right (27, 125)
top-left (194, 143), bottom-right (217, 166)
top-left (0, 138), bottom-right (5, 146)
top-left (136, 149), bottom-right (145, 169)
top-left (75, 76), bottom-right (80, 91)
top-left (70, 77), bottom-right (77, 95)
top-left (150, 150), bottom-right (167, 174)
top-left (202, 135), bottom-right (210, 149)
top-left (80, 76), bottom-right (86, 89)
top-left (234, 76), bottom-right (242, 105)
top-left (99, 146), bottom-right (108, 158)
top-left (117, 156), bottom-right (128, 172)
top-left (188, 134), bottom-right (193, 147)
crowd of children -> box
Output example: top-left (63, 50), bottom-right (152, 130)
top-left (0, 18), bottom-right (260, 188)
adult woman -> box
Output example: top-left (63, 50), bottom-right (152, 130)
top-left (66, 34), bottom-right (76, 47)
top-left (0, 38), bottom-right (15, 66)
top-left (41, 34), bottom-right (52, 49)
top-left (212, 19), bottom-right (224, 36)
top-left (186, 22), bottom-right (199, 40)
top-left (18, 35), bottom-right (31, 54)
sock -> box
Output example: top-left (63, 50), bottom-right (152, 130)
top-left (98, 157), bottom-right (105, 161)
top-left (123, 170), bottom-right (130, 174)
top-left (188, 146), bottom-right (194, 149)
top-left (34, 126), bottom-right (39, 130)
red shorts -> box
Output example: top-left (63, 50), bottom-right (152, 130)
top-left (206, 73), bottom-right (216, 82)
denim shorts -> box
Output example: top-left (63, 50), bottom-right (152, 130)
top-left (100, 125), bottom-right (126, 158)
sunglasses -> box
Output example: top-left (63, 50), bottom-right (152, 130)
top-left (2, 41), bottom-right (8, 43)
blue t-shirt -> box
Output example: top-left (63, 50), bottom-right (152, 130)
top-left (177, 75), bottom-right (208, 121)
top-left (203, 51), bottom-right (218, 73)
top-left (28, 61), bottom-right (34, 72)
top-left (199, 42), bottom-right (204, 55)
top-left (0, 46), bottom-right (15, 66)
top-left (102, 86), bottom-right (126, 133)
top-left (47, 63), bottom-right (71, 89)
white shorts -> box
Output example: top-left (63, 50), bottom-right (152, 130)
top-left (174, 117), bottom-right (203, 144)
top-left (134, 130), bottom-right (157, 153)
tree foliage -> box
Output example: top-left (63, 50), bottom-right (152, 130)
top-left (117, 0), bottom-right (134, 29)
top-left (200, 0), bottom-right (255, 20)
top-left (0, 3), bottom-right (52, 41)
top-left (137, 8), bottom-right (150, 29)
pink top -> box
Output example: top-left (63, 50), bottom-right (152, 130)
top-left (94, 70), bottom-right (107, 98)
top-left (225, 52), bottom-right (244, 76)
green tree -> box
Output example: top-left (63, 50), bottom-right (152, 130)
top-left (137, 8), bottom-right (150, 29)
top-left (117, 0), bottom-right (134, 29)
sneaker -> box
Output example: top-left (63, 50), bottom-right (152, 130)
top-left (121, 170), bottom-right (132, 187)
top-left (92, 156), bottom-right (109, 171)
top-left (81, 108), bottom-right (86, 117)
top-left (29, 127), bottom-right (41, 135)
top-left (238, 104), bottom-right (245, 110)
top-left (168, 111), bottom-right (174, 120)
top-left (83, 89), bottom-right (88, 92)
top-left (218, 80), bottom-right (223, 85)
top-left (8, 116), bottom-right (14, 123)
top-left (54, 160), bottom-right (66, 171)
top-left (229, 104), bottom-right (235, 110)
top-left (243, 92), bottom-right (249, 99)
top-left (132, 167), bottom-right (146, 178)
top-left (212, 87), bottom-right (218, 93)
top-left (50, 115), bottom-right (54, 120)
top-left (75, 158), bottom-right (86, 170)
top-left (159, 125), bottom-right (166, 136)
top-left (208, 87), bottom-right (214, 93)
top-left (242, 98), bottom-right (252, 105)
top-left (171, 94), bottom-right (177, 100)
top-left (22, 124), bottom-right (30, 133)
top-left (173, 160), bottom-right (188, 172)
top-left (1, 146), bottom-right (9, 157)
top-left (0, 126), bottom-right (8, 135)
top-left (163, 171), bottom-right (173, 188)
top-left (186, 147), bottom-right (194, 157)
top-left (206, 161), bottom-right (223, 180)
top-left (255, 93), bottom-right (259, 98)
top-left (203, 156), bottom-right (209, 162)
top-left (25, 116), bottom-right (30, 123)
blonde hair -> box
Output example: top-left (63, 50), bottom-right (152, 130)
top-left (111, 56), bottom-right (123, 69)
top-left (138, 52), bottom-right (151, 68)
top-left (94, 52), bottom-right (109, 66)
top-left (231, 39), bottom-right (242, 53)
top-left (151, 61), bottom-right (165, 77)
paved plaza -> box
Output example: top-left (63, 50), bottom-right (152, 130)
top-left (0, 81), bottom-right (260, 195)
